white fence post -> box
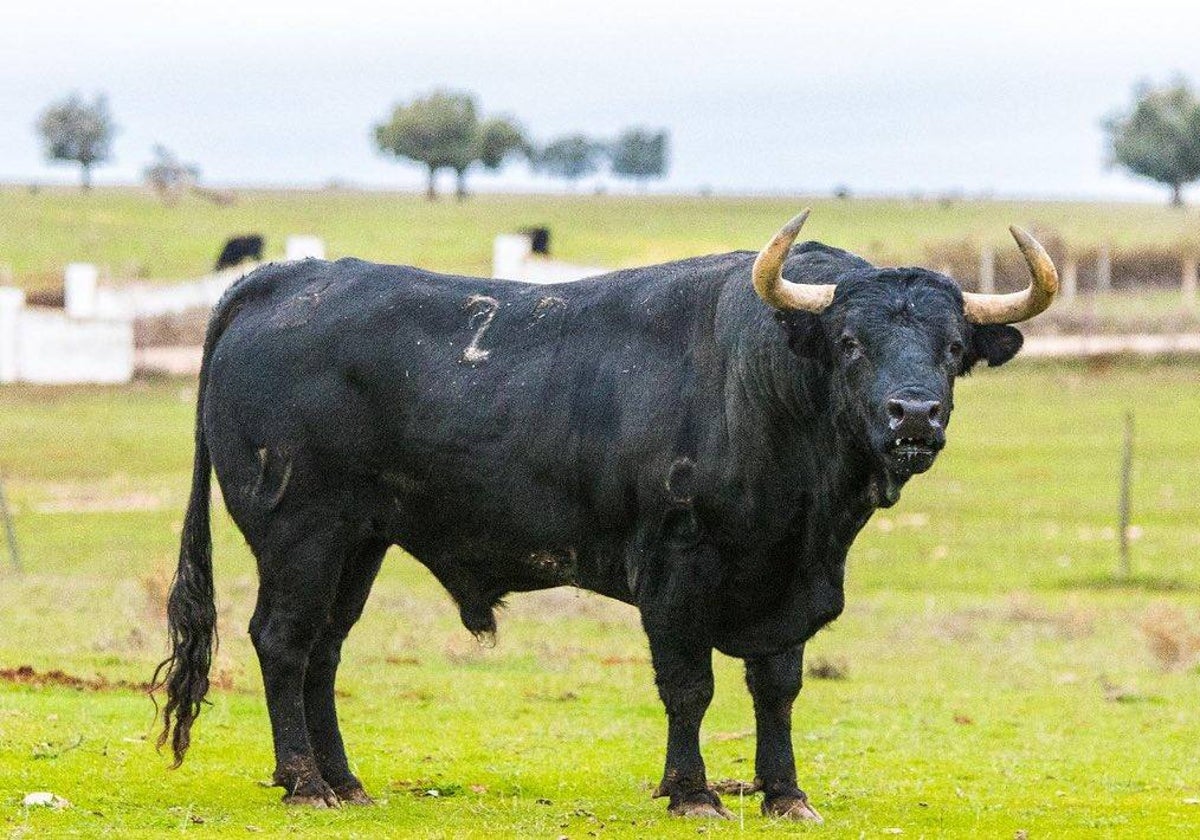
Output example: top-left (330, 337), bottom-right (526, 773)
top-left (64, 263), bottom-right (99, 318)
top-left (978, 245), bottom-right (995, 294)
top-left (285, 236), bottom-right (325, 261)
top-left (493, 234), bottom-right (534, 280)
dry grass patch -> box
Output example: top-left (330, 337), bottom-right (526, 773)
top-left (1139, 602), bottom-right (1200, 671)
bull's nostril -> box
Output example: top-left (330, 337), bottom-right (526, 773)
top-left (887, 400), bottom-right (905, 422)
top-left (928, 402), bottom-right (942, 421)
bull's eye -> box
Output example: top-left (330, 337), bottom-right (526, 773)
top-left (839, 334), bottom-right (862, 361)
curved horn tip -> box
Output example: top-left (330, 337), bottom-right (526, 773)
top-left (764, 209), bottom-right (812, 250)
top-left (1008, 225), bottom-right (1059, 290)
top-left (786, 207), bottom-right (812, 232)
top-left (1008, 224), bottom-right (1040, 252)
top-left (962, 225), bottom-right (1059, 324)
top-left (752, 209), bottom-right (835, 313)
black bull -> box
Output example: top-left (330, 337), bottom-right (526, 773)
top-left (214, 234), bottom-right (264, 271)
top-left (153, 213), bottom-right (1056, 820)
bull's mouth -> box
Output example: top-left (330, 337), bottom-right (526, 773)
top-left (884, 436), bottom-right (941, 475)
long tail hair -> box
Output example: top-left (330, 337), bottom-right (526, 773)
top-left (151, 285), bottom-right (245, 766)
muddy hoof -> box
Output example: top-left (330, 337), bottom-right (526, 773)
top-left (281, 779), bottom-right (340, 808)
top-left (670, 798), bottom-right (733, 819)
top-left (664, 789), bottom-right (733, 819)
top-left (762, 795), bottom-right (823, 823)
top-left (333, 783), bottom-right (375, 805)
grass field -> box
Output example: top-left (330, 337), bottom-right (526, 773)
top-left (2, 359), bottom-right (1200, 837)
top-left (4, 186), bottom-right (1200, 289)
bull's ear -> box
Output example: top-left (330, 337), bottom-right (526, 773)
top-left (963, 324), bottom-right (1023, 374)
top-left (774, 310), bottom-right (829, 362)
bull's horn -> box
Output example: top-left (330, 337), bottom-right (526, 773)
top-left (962, 226), bottom-right (1059, 324)
top-left (752, 209), bottom-right (836, 312)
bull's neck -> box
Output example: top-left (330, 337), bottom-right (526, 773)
top-left (730, 332), bottom-right (885, 539)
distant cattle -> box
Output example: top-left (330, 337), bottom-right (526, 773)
top-left (214, 235), bottom-right (264, 271)
top-left (520, 226), bottom-right (551, 255)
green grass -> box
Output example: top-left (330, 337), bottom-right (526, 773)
top-left (2, 360), bottom-right (1200, 837)
top-left (5, 186), bottom-right (1200, 290)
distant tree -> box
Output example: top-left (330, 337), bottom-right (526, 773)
top-left (373, 90), bottom-right (528, 200)
top-left (1104, 78), bottom-right (1200, 207)
top-left (456, 116), bottom-right (528, 199)
top-left (609, 127), bottom-right (669, 188)
top-left (35, 92), bottom-right (115, 190)
top-left (535, 134), bottom-right (604, 187)
top-left (143, 144), bottom-right (200, 205)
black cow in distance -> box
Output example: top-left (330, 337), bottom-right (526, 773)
top-left (214, 235), bottom-right (264, 271)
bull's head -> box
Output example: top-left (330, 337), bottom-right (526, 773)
top-left (753, 210), bottom-right (1057, 493)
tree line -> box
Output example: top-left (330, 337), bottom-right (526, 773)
top-left (373, 89), bottom-right (668, 199)
top-left (32, 89), bottom-right (668, 202)
top-left (31, 80), bottom-right (1200, 206)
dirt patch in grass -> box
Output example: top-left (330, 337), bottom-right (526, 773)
top-left (1004, 594), bottom-right (1096, 639)
top-left (34, 481), bottom-right (168, 514)
top-left (0, 664), bottom-right (152, 693)
top-left (930, 596), bottom-right (1097, 644)
top-left (806, 656), bottom-right (850, 680)
top-left (1, 664), bottom-right (239, 694)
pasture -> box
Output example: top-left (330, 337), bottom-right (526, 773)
top-left (4, 186), bottom-right (1200, 288)
top-left (2, 359), bottom-right (1199, 837)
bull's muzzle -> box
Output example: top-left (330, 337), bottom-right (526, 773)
top-left (883, 397), bottom-right (944, 474)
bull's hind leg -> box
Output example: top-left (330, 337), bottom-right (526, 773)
top-left (248, 522), bottom-right (350, 807)
top-left (303, 538), bottom-right (388, 805)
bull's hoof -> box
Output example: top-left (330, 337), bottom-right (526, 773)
top-left (274, 757), bottom-right (340, 808)
top-left (669, 797), bottom-right (734, 819)
top-left (654, 771), bottom-right (732, 819)
top-left (282, 784), bottom-right (340, 808)
top-left (762, 794), bottom-right (823, 823)
top-left (332, 782), bottom-right (375, 805)
top-left (658, 787), bottom-right (733, 819)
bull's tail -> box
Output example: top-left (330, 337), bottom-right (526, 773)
top-left (151, 283), bottom-right (245, 766)
top-left (151, 379), bottom-right (215, 766)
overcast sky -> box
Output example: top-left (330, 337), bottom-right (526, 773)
top-left (4, 0), bottom-right (1200, 200)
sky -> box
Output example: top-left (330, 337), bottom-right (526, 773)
top-left (4, 0), bottom-right (1200, 200)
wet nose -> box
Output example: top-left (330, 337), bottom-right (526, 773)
top-left (887, 398), bottom-right (942, 438)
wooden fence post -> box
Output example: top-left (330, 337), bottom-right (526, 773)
top-left (1183, 255), bottom-right (1198, 311)
top-left (0, 472), bottom-right (21, 574)
top-left (979, 245), bottom-right (995, 294)
top-left (1096, 244), bottom-right (1111, 293)
top-left (1117, 411), bottom-right (1134, 579)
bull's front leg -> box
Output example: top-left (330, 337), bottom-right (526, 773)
top-left (645, 636), bottom-right (731, 818)
top-left (744, 645), bottom-right (823, 821)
